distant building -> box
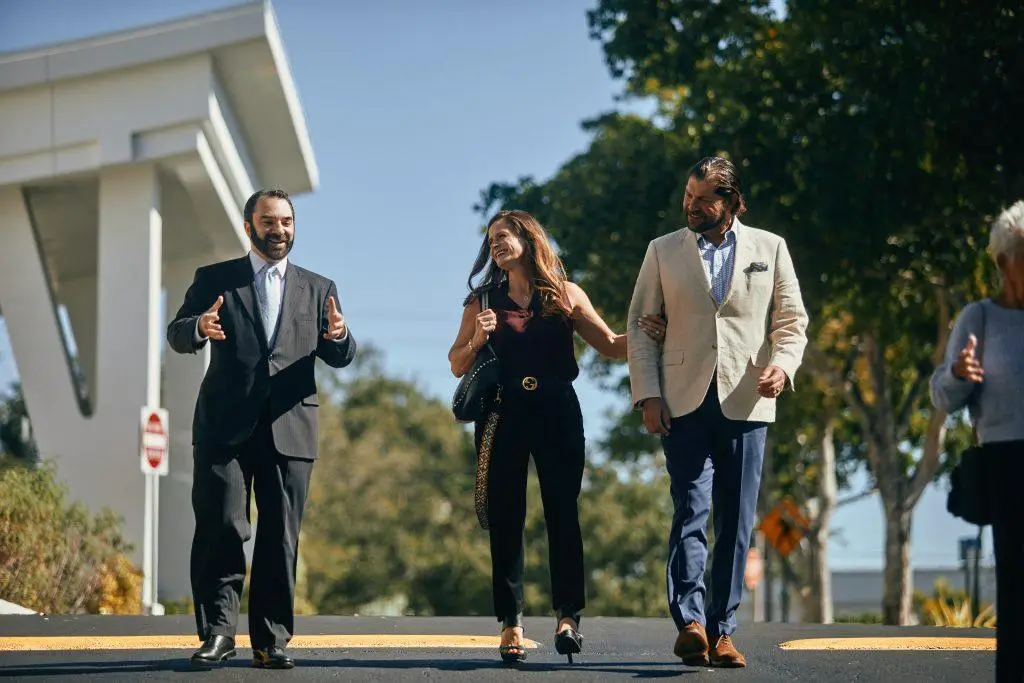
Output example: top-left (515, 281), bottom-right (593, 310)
top-left (740, 566), bottom-right (997, 624)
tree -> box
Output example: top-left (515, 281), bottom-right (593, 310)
top-left (0, 384), bottom-right (36, 463)
top-left (0, 460), bottom-right (139, 613)
top-left (760, 315), bottom-right (865, 624)
top-left (302, 346), bottom-right (490, 615)
top-left (480, 0), bottom-right (1021, 624)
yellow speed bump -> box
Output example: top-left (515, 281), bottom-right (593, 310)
top-left (780, 637), bottom-right (995, 651)
top-left (0, 634), bottom-right (540, 652)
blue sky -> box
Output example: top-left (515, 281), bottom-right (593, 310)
top-left (0, 0), bottom-right (989, 573)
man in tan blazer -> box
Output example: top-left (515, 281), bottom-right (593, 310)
top-left (627, 156), bottom-right (808, 669)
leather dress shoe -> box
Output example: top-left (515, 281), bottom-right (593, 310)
top-left (252, 645), bottom-right (295, 669)
top-left (673, 622), bottom-right (709, 666)
top-left (709, 634), bottom-right (746, 668)
top-left (190, 635), bottom-right (236, 666)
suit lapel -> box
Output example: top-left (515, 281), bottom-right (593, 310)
top-left (721, 219), bottom-right (754, 308)
top-left (230, 256), bottom-right (266, 347)
top-left (679, 229), bottom-right (716, 306)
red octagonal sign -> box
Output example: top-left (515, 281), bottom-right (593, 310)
top-left (140, 407), bottom-right (169, 476)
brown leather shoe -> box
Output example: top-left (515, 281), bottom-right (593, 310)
top-left (673, 622), bottom-right (709, 666)
top-left (709, 634), bottom-right (746, 668)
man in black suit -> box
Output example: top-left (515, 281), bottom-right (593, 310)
top-left (167, 188), bottom-right (356, 669)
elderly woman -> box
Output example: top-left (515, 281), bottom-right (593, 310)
top-left (930, 200), bottom-right (1024, 683)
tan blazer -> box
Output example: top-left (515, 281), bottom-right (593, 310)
top-left (627, 220), bottom-right (808, 423)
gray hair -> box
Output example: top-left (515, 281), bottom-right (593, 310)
top-left (988, 200), bottom-right (1024, 262)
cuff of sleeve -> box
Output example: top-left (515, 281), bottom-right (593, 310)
top-left (770, 358), bottom-right (798, 390)
top-left (193, 318), bottom-right (207, 344)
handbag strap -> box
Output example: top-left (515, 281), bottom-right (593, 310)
top-left (970, 299), bottom-right (988, 445)
top-left (480, 288), bottom-right (497, 357)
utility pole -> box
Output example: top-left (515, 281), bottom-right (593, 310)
top-left (764, 538), bottom-right (774, 622)
top-left (971, 527), bottom-right (982, 620)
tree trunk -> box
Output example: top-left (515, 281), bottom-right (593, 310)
top-left (881, 506), bottom-right (914, 625)
top-left (806, 424), bottom-right (837, 623)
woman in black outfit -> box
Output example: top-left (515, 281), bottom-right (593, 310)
top-left (448, 210), bottom-right (665, 664)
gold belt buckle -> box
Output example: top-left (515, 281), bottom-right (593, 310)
top-left (521, 376), bottom-right (538, 391)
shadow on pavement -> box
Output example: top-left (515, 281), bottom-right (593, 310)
top-left (324, 658), bottom-right (698, 677)
top-left (0, 657), bottom-right (699, 679)
top-left (0, 659), bottom-right (197, 677)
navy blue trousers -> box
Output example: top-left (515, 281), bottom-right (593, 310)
top-left (661, 382), bottom-right (766, 638)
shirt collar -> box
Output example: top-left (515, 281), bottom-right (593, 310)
top-left (249, 250), bottom-right (288, 276)
top-left (696, 216), bottom-right (739, 249)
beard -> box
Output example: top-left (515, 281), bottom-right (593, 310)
top-left (251, 231), bottom-right (294, 261)
top-left (686, 208), bottom-right (730, 234)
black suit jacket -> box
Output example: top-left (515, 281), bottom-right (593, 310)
top-left (166, 256), bottom-right (356, 459)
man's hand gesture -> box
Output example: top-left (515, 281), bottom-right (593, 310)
top-left (757, 365), bottom-right (788, 398)
top-left (953, 334), bottom-right (984, 383)
top-left (324, 296), bottom-right (346, 340)
top-left (199, 296), bottom-right (226, 341)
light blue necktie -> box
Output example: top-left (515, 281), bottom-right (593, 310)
top-left (259, 264), bottom-right (282, 344)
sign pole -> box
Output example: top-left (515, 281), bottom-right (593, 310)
top-left (152, 472), bottom-right (161, 614)
top-left (142, 472), bottom-right (154, 611)
top-left (971, 527), bottom-right (982, 619)
top-left (140, 406), bottom-right (169, 615)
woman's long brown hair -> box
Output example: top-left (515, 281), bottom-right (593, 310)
top-left (465, 209), bottom-right (573, 318)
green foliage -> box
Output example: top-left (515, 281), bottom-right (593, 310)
top-left (913, 578), bottom-right (996, 629)
top-left (301, 344), bottom-right (672, 617)
top-left (0, 460), bottom-right (138, 613)
top-left (835, 612), bottom-right (884, 624)
top-left (577, 463), bottom-right (671, 616)
top-left (0, 383), bottom-right (35, 462)
top-left (161, 596), bottom-right (195, 615)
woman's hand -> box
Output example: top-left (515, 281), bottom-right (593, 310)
top-left (952, 334), bottom-right (985, 383)
top-left (472, 307), bottom-right (497, 348)
top-left (450, 298), bottom-right (496, 378)
top-left (637, 314), bottom-right (666, 344)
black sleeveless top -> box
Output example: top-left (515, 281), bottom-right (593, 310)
top-left (483, 281), bottom-right (579, 383)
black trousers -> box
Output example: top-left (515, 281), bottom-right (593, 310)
top-left (190, 413), bottom-right (313, 650)
top-left (476, 379), bottom-right (586, 624)
top-left (990, 440), bottom-right (1024, 683)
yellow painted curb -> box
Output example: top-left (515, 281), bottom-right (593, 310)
top-left (780, 637), bottom-right (995, 652)
top-left (0, 634), bottom-right (540, 652)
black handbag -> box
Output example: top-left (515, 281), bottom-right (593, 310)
top-left (451, 290), bottom-right (502, 424)
top-left (946, 299), bottom-right (992, 526)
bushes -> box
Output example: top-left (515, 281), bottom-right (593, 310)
top-left (835, 612), bottom-right (884, 624)
top-left (0, 460), bottom-right (141, 614)
top-left (914, 578), bottom-right (997, 629)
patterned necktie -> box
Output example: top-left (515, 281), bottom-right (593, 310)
top-left (260, 264), bottom-right (282, 343)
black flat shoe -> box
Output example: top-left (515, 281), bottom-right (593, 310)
top-left (554, 609), bottom-right (583, 664)
top-left (190, 635), bottom-right (236, 667)
top-left (252, 645), bottom-right (295, 669)
top-left (498, 614), bottom-right (527, 665)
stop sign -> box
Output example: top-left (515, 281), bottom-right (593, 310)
top-left (140, 407), bottom-right (169, 475)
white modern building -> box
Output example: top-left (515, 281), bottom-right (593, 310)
top-left (0, 1), bottom-right (318, 607)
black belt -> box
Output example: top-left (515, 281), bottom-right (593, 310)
top-left (502, 375), bottom-right (570, 393)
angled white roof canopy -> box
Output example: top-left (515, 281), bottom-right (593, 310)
top-left (0, 0), bottom-right (318, 195)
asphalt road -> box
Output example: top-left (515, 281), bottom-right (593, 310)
top-left (0, 615), bottom-right (995, 681)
